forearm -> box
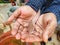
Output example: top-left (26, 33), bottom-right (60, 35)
top-left (26, 0), bottom-right (46, 12)
top-left (43, 0), bottom-right (60, 22)
top-left (43, 6), bottom-right (60, 22)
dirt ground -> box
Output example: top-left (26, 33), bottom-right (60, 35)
top-left (0, 4), bottom-right (60, 45)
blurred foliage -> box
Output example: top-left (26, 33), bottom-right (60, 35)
top-left (0, 0), bottom-right (9, 3)
top-left (0, 0), bottom-right (4, 3)
top-left (0, 0), bottom-right (16, 3)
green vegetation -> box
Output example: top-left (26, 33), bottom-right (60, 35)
top-left (0, 0), bottom-right (4, 3)
top-left (0, 0), bottom-right (16, 3)
top-left (0, 0), bottom-right (10, 3)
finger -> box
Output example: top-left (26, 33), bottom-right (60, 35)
top-left (25, 35), bottom-right (41, 42)
top-left (21, 28), bottom-right (28, 40)
top-left (16, 18), bottom-right (24, 25)
top-left (43, 14), bottom-right (57, 42)
top-left (49, 29), bottom-right (55, 37)
top-left (18, 25), bottom-right (24, 33)
top-left (6, 8), bottom-right (21, 25)
top-left (15, 33), bottom-right (21, 39)
top-left (26, 37), bottom-right (35, 42)
top-left (11, 21), bottom-right (20, 36)
top-left (35, 24), bottom-right (43, 35)
top-left (23, 22), bottom-right (29, 27)
top-left (16, 24), bottom-right (24, 40)
top-left (36, 15), bottom-right (44, 28)
top-left (43, 32), bottom-right (48, 42)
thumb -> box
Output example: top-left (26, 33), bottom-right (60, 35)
top-left (43, 32), bottom-right (48, 43)
top-left (6, 8), bottom-right (21, 25)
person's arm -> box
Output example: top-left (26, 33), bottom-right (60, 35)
top-left (26, 0), bottom-right (46, 12)
top-left (43, 0), bottom-right (60, 22)
top-left (41, 0), bottom-right (60, 42)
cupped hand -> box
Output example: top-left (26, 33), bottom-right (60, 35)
top-left (39, 13), bottom-right (57, 42)
top-left (4, 5), bottom-right (43, 42)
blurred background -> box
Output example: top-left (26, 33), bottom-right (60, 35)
top-left (0, 0), bottom-right (60, 45)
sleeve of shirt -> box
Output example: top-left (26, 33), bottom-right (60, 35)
top-left (43, 0), bottom-right (60, 22)
top-left (26, 0), bottom-right (46, 12)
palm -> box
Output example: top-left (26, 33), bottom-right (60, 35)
top-left (11, 15), bottom-right (43, 42)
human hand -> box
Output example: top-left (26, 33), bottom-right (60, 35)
top-left (37, 13), bottom-right (57, 42)
top-left (5, 5), bottom-right (36, 25)
top-left (4, 5), bottom-right (42, 42)
top-left (4, 5), bottom-right (36, 34)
